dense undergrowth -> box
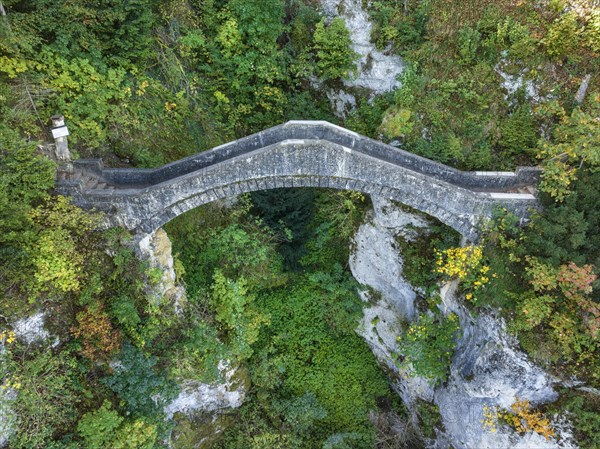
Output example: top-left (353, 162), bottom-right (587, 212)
top-left (166, 191), bottom-right (406, 448)
top-left (0, 0), bottom-right (599, 447)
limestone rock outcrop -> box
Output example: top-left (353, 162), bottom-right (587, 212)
top-left (350, 196), bottom-right (577, 449)
top-left (320, 0), bottom-right (404, 117)
top-left (138, 228), bottom-right (186, 313)
top-left (165, 362), bottom-right (249, 420)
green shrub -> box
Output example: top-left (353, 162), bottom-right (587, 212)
top-left (586, 10), bottom-right (600, 52)
top-left (103, 342), bottom-right (179, 417)
top-left (538, 98), bottom-right (600, 202)
top-left (313, 18), bottom-right (358, 81)
top-left (168, 320), bottom-right (228, 382)
top-left (211, 271), bottom-right (270, 362)
top-left (111, 419), bottom-right (158, 449)
top-left (219, 267), bottom-right (393, 447)
top-left (301, 190), bottom-right (369, 270)
top-left (543, 12), bottom-right (581, 60)
top-left (323, 432), bottom-right (374, 449)
top-left (77, 401), bottom-right (124, 449)
top-left (564, 394), bottom-right (600, 449)
top-left (397, 312), bottom-right (461, 385)
top-left (345, 94), bottom-right (392, 137)
top-left (273, 392), bottom-right (327, 437)
top-left (415, 400), bottom-right (443, 439)
top-left (457, 26), bottom-right (482, 64)
top-left (369, 0), bottom-right (429, 51)
top-left (167, 207), bottom-right (285, 296)
top-left (495, 18), bottom-right (537, 61)
top-left (4, 348), bottom-right (82, 449)
top-left (395, 220), bottom-right (460, 292)
top-left (379, 106), bottom-right (414, 139)
top-left (0, 129), bottom-right (56, 314)
top-left (498, 102), bottom-right (537, 158)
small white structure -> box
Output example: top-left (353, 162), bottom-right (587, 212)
top-left (51, 115), bottom-right (71, 162)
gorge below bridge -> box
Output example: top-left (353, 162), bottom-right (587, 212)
top-left (55, 121), bottom-right (541, 241)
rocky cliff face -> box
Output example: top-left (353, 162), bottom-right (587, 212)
top-left (166, 362), bottom-right (250, 449)
top-left (350, 196), bottom-right (578, 449)
top-left (352, 196), bottom-right (434, 405)
top-left (165, 362), bottom-right (249, 421)
top-left (12, 312), bottom-right (56, 346)
top-left (435, 283), bottom-right (576, 449)
top-left (0, 366), bottom-right (15, 449)
top-left (319, 0), bottom-right (404, 116)
top-left (350, 197), bottom-right (427, 322)
top-left (138, 228), bottom-right (186, 313)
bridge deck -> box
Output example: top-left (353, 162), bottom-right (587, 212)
top-left (58, 121), bottom-right (540, 193)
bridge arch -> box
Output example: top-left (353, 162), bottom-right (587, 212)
top-left (56, 121), bottom-right (540, 241)
top-left (139, 173), bottom-right (475, 238)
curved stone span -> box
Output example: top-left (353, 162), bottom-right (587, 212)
top-left (55, 121), bottom-right (540, 240)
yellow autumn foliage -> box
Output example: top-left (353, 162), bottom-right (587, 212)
top-left (435, 245), bottom-right (490, 301)
top-left (481, 398), bottom-right (555, 441)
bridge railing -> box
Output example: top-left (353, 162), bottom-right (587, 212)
top-left (68, 121), bottom-right (541, 192)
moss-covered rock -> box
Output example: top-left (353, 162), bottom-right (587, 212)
top-left (171, 413), bottom-right (234, 449)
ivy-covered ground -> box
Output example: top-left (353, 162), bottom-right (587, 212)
top-left (0, 0), bottom-right (599, 447)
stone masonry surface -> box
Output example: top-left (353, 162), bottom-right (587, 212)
top-left (55, 121), bottom-right (541, 241)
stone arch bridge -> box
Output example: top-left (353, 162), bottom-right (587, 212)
top-left (55, 121), bottom-right (541, 241)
